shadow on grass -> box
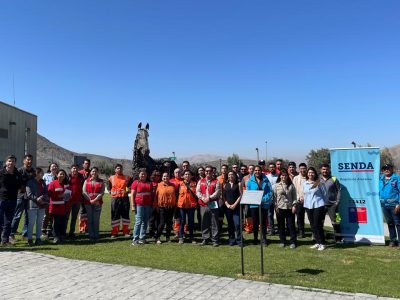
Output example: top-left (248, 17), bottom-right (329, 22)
top-left (0, 247), bottom-right (57, 252)
top-left (296, 268), bottom-right (324, 275)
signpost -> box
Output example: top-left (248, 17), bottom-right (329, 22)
top-left (240, 190), bottom-right (264, 276)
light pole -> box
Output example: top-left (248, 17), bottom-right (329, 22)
top-left (265, 141), bottom-right (267, 163)
top-left (255, 147), bottom-right (259, 162)
top-left (351, 142), bottom-right (356, 148)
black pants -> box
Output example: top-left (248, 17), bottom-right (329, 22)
top-left (53, 214), bottom-right (66, 240)
top-left (157, 207), bottom-right (174, 239)
top-left (148, 207), bottom-right (160, 238)
top-left (306, 206), bottom-right (326, 245)
top-left (296, 203), bottom-right (305, 233)
top-left (111, 197), bottom-right (130, 228)
top-left (277, 208), bottom-right (297, 244)
top-left (251, 207), bottom-right (268, 241)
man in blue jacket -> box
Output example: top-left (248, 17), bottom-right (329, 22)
top-left (379, 164), bottom-right (400, 247)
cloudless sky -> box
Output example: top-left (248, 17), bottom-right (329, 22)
top-left (1, 1), bottom-right (399, 162)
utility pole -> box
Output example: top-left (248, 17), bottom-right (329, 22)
top-left (255, 148), bottom-right (259, 162)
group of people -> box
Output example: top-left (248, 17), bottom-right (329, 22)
top-left (1, 154), bottom-right (399, 250)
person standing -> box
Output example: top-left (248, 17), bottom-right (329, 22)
top-left (242, 164), bottom-right (254, 234)
top-left (82, 167), bottom-right (105, 242)
top-left (41, 163), bottom-right (58, 239)
top-left (155, 173), bottom-right (176, 244)
top-left (48, 169), bottom-right (71, 244)
top-left (78, 159), bottom-right (91, 234)
top-left (0, 155), bottom-right (23, 246)
top-left (131, 169), bottom-right (153, 245)
top-left (217, 164), bottom-right (228, 232)
top-left (170, 168), bottom-right (183, 239)
top-left (177, 170), bottom-right (197, 244)
top-left (108, 164), bottom-right (132, 238)
top-left (379, 164), bottom-right (400, 247)
top-left (196, 165), bottom-right (221, 247)
top-left (10, 154), bottom-right (35, 243)
top-left (273, 168), bottom-right (297, 248)
top-left (266, 162), bottom-right (278, 235)
top-left (303, 167), bottom-right (327, 251)
top-left (246, 165), bottom-right (273, 245)
top-left (288, 162), bottom-right (298, 181)
top-left (223, 171), bottom-right (242, 246)
top-left (319, 164), bottom-right (342, 243)
top-left (25, 168), bottom-right (48, 246)
top-left (148, 170), bottom-right (161, 239)
top-left (66, 164), bottom-right (84, 238)
top-left (292, 163), bottom-right (307, 238)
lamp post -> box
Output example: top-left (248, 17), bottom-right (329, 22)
top-left (255, 147), bottom-right (259, 162)
top-left (265, 141), bottom-right (267, 163)
top-left (351, 141), bottom-right (356, 148)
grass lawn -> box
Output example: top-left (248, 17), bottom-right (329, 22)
top-left (3, 194), bottom-right (400, 298)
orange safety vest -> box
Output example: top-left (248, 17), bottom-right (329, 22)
top-left (109, 175), bottom-right (130, 198)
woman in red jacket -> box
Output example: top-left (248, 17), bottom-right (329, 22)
top-left (82, 167), bottom-right (105, 243)
top-left (48, 169), bottom-right (71, 244)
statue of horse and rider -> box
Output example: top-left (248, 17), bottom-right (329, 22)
top-left (132, 122), bottom-right (178, 179)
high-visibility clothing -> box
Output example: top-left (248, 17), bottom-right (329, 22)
top-left (48, 180), bottom-right (70, 215)
top-left (84, 178), bottom-right (105, 205)
top-left (177, 181), bottom-right (197, 208)
top-left (109, 175), bottom-right (131, 198)
top-left (198, 178), bottom-right (218, 207)
top-left (156, 182), bottom-right (176, 208)
top-left (131, 180), bottom-right (153, 206)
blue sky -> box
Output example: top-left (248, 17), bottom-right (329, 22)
top-left (1, 1), bottom-right (399, 162)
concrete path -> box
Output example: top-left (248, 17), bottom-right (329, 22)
top-left (0, 251), bottom-right (395, 300)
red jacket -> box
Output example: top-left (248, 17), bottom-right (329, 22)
top-left (69, 174), bottom-right (84, 204)
top-left (131, 180), bottom-right (153, 206)
top-left (48, 180), bottom-right (70, 215)
top-left (84, 178), bottom-right (105, 205)
top-left (198, 178), bottom-right (218, 207)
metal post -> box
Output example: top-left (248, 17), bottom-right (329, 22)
top-left (265, 141), bottom-right (267, 162)
top-left (259, 205), bottom-right (264, 276)
top-left (256, 148), bottom-right (259, 162)
top-left (240, 203), bottom-right (244, 275)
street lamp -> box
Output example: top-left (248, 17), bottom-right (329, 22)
top-left (265, 141), bottom-right (267, 163)
top-left (351, 141), bottom-right (356, 148)
top-left (255, 147), bottom-right (259, 162)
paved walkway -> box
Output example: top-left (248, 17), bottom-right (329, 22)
top-left (0, 251), bottom-right (395, 300)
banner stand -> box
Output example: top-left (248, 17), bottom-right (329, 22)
top-left (240, 190), bottom-right (264, 276)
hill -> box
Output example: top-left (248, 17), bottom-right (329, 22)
top-left (388, 144), bottom-right (400, 168)
top-left (37, 134), bottom-right (132, 172)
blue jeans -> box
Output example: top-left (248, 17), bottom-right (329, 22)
top-left (85, 204), bottom-right (102, 240)
top-left (382, 206), bottom-right (400, 243)
top-left (179, 208), bottom-right (195, 239)
top-left (27, 209), bottom-right (45, 241)
top-left (0, 199), bottom-right (17, 242)
top-left (225, 206), bottom-right (241, 245)
top-left (133, 205), bottom-right (152, 241)
top-left (11, 197), bottom-right (29, 237)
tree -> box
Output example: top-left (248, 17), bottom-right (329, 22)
top-left (227, 153), bottom-right (243, 168)
top-left (306, 148), bottom-right (330, 170)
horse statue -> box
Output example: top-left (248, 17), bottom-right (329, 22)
top-left (132, 122), bottom-right (178, 179)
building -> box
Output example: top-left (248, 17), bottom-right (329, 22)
top-left (0, 101), bottom-right (37, 167)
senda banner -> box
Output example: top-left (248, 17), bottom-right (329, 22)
top-left (330, 147), bottom-right (384, 244)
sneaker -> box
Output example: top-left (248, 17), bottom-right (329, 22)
top-left (317, 244), bottom-right (326, 251)
top-left (279, 243), bottom-right (285, 248)
top-left (191, 240), bottom-right (197, 244)
top-left (289, 243), bottom-right (296, 249)
top-left (178, 238), bottom-right (184, 244)
top-left (27, 240), bottom-right (34, 247)
top-left (35, 239), bottom-right (43, 246)
top-left (310, 243), bottom-right (320, 249)
top-left (110, 235), bottom-right (116, 239)
top-left (138, 239), bottom-right (146, 244)
top-left (156, 239), bottom-right (162, 245)
top-left (131, 240), bottom-right (140, 246)
top-left (124, 234), bottom-right (131, 238)
top-left (262, 238), bottom-right (268, 246)
top-left (389, 241), bottom-right (398, 247)
top-left (200, 240), bottom-right (208, 246)
top-left (212, 242), bottom-right (219, 247)
top-left (41, 234), bottom-right (49, 241)
top-left (9, 235), bottom-right (16, 245)
top-left (53, 238), bottom-right (59, 245)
